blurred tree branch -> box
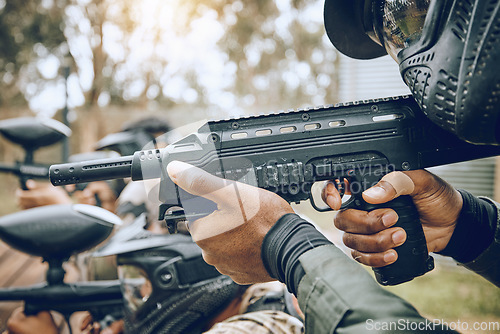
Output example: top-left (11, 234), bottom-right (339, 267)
top-left (0, 0), bottom-right (339, 149)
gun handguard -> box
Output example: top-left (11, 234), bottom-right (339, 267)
top-left (50, 96), bottom-right (500, 285)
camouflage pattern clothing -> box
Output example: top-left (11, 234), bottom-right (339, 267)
top-left (205, 310), bottom-right (304, 334)
top-left (205, 282), bottom-right (304, 334)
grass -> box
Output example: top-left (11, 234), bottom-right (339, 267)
top-left (384, 262), bottom-right (500, 323)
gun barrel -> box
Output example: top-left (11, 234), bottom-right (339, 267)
top-left (50, 156), bottom-right (134, 186)
top-left (50, 149), bottom-right (165, 186)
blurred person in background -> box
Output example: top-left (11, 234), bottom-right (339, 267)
top-left (5, 116), bottom-right (174, 333)
top-left (3, 220), bottom-right (304, 334)
top-left (15, 115), bottom-right (172, 220)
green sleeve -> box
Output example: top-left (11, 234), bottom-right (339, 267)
top-left (296, 245), bottom-right (457, 334)
top-left (462, 197), bottom-right (500, 287)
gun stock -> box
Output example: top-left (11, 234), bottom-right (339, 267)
top-left (50, 96), bottom-right (500, 285)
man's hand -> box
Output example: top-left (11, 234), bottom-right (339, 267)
top-left (15, 180), bottom-right (72, 210)
top-left (3, 308), bottom-right (58, 334)
top-left (71, 181), bottom-right (117, 213)
top-left (322, 170), bottom-right (463, 267)
top-left (15, 180), bottom-right (117, 213)
top-left (79, 312), bottom-right (124, 334)
top-left (167, 161), bottom-right (294, 284)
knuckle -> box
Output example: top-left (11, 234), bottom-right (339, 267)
top-left (351, 250), bottom-right (363, 263)
top-left (365, 255), bottom-right (384, 267)
top-left (352, 250), bottom-right (385, 267)
top-left (187, 174), bottom-right (205, 192)
top-left (201, 252), bottom-right (215, 266)
top-left (334, 211), bottom-right (351, 231)
top-left (374, 233), bottom-right (388, 251)
top-left (366, 211), bottom-right (385, 232)
top-left (342, 233), bottom-right (359, 249)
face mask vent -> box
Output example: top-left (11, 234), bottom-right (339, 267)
top-left (450, 0), bottom-right (474, 42)
top-left (402, 67), bottom-right (431, 108)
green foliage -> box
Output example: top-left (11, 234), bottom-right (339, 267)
top-left (0, 0), bottom-right (66, 107)
top-left (0, 0), bottom-right (339, 120)
top-left (214, 0), bottom-right (338, 109)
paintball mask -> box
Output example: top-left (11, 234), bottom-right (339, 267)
top-left (94, 227), bottom-right (242, 334)
top-left (324, 0), bottom-right (500, 145)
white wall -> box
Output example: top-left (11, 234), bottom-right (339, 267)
top-left (337, 54), bottom-right (410, 102)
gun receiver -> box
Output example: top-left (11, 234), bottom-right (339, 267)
top-left (49, 96), bottom-right (500, 286)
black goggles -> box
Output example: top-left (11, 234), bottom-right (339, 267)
top-left (363, 0), bottom-right (432, 60)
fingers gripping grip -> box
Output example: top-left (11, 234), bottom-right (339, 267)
top-left (359, 195), bottom-right (434, 285)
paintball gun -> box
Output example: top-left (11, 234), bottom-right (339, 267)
top-left (66, 151), bottom-right (125, 207)
top-left (0, 204), bottom-right (124, 333)
top-left (49, 95), bottom-right (500, 286)
top-left (0, 117), bottom-right (120, 205)
top-left (0, 117), bottom-right (71, 189)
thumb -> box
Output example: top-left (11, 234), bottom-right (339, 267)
top-left (362, 171), bottom-right (415, 204)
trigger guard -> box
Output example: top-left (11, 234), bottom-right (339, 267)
top-left (339, 195), bottom-right (358, 210)
top-left (310, 193), bottom-right (334, 212)
top-left (309, 178), bottom-right (350, 212)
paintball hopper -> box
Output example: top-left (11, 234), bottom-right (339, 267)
top-left (93, 214), bottom-right (189, 258)
top-left (95, 131), bottom-right (154, 156)
top-left (0, 117), bottom-right (72, 190)
top-left (0, 117), bottom-right (71, 152)
top-left (0, 204), bottom-right (121, 260)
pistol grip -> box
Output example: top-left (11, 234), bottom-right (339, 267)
top-left (19, 176), bottom-right (29, 190)
top-left (23, 303), bottom-right (37, 316)
top-left (358, 195), bottom-right (434, 285)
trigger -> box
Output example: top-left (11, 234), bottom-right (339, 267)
top-left (334, 177), bottom-right (359, 210)
top-left (163, 208), bottom-right (187, 234)
top-left (334, 178), bottom-right (346, 198)
top-left (166, 220), bottom-right (178, 234)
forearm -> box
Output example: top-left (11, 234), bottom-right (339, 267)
top-left (297, 245), bottom-right (447, 333)
top-left (262, 214), bottom-right (457, 333)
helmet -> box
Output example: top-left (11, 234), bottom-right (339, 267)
top-left (324, 0), bottom-right (500, 145)
top-left (94, 221), bottom-right (243, 334)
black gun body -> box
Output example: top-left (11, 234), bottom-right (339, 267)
top-left (0, 281), bottom-right (123, 325)
top-left (157, 96), bottom-right (499, 212)
top-left (50, 96), bottom-right (500, 286)
top-left (0, 162), bottom-right (51, 187)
